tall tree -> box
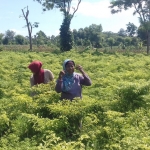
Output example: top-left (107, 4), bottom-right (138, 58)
top-left (15, 35), bottom-right (26, 45)
top-left (35, 30), bottom-right (48, 45)
top-left (125, 37), bottom-right (132, 46)
top-left (109, 0), bottom-right (150, 54)
top-left (3, 30), bottom-right (16, 44)
top-left (137, 25), bottom-right (147, 43)
top-left (89, 24), bottom-right (103, 33)
top-left (34, 0), bottom-right (81, 51)
top-left (107, 37), bottom-right (115, 49)
top-left (5, 30), bottom-right (15, 41)
top-left (126, 22), bottom-right (137, 37)
top-left (59, 15), bottom-right (73, 51)
top-left (118, 28), bottom-right (127, 37)
top-left (21, 6), bottom-right (39, 50)
top-left (0, 33), bottom-right (4, 44)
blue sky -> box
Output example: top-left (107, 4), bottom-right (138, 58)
top-left (0, 0), bottom-right (140, 37)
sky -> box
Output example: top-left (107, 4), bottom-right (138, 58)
top-left (0, 0), bottom-right (140, 37)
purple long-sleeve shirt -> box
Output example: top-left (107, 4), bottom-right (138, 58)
top-left (55, 73), bottom-right (92, 100)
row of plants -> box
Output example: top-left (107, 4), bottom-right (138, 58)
top-left (0, 50), bottom-right (150, 149)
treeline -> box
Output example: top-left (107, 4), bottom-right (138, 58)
top-left (72, 23), bottom-right (144, 49)
top-left (0, 23), bottom-right (147, 49)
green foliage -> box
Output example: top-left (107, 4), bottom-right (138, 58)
top-left (0, 112), bottom-right (9, 136)
top-left (117, 83), bottom-right (150, 111)
top-left (15, 35), bottom-right (26, 45)
top-left (1, 22), bottom-right (145, 52)
top-left (126, 22), bottom-right (137, 37)
top-left (60, 16), bottom-right (73, 51)
top-left (109, 0), bottom-right (150, 53)
top-left (0, 50), bottom-right (150, 149)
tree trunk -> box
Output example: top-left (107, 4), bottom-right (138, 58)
top-left (29, 33), bottom-right (32, 50)
top-left (22, 7), bottom-right (32, 51)
top-left (28, 25), bottom-right (32, 51)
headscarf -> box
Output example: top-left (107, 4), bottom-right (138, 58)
top-left (28, 61), bottom-right (44, 85)
top-left (62, 59), bottom-right (75, 92)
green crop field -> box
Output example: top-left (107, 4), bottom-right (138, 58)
top-left (0, 50), bottom-right (150, 149)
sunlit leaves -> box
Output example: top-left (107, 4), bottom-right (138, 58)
top-left (0, 50), bottom-right (150, 149)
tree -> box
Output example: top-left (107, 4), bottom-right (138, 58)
top-left (1, 30), bottom-right (15, 45)
top-left (107, 37), bottom-right (115, 49)
top-left (35, 30), bottom-right (48, 45)
top-left (131, 37), bottom-right (140, 46)
top-left (21, 6), bottom-right (39, 50)
top-left (72, 24), bottom-right (103, 48)
top-left (5, 30), bottom-right (15, 44)
top-left (126, 22), bottom-right (137, 37)
top-left (15, 35), bottom-right (25, 45)
top-left (118, 28), bottom-right (127, 37)
top-left (78, 28), bottom-right (84, 39)
top-left (0, 33), bottom-right (4, 44)
top-left (59, 16), bottom-right (73, 51)
top-left (34, 0), bottom-right (81, 51)
top-left (124, 37), bottom-right (132, 46)
top-left (72, 29), bottom-right (78, 44)
top-left (89, 24), bottom-right (103, 33)
top-left (109, 0), bottom-right (150, 54)
top-left (2, 37), bottom-right (9, 45)
top-left (137, 25), bottom-right (147, 44)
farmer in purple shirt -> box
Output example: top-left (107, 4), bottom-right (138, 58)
top-left (55, 59), bottom-right (92, 100)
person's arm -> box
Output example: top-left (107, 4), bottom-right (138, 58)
top-left (55, 79), bottom-right (63, 93)
top-left (55, 71), bottom-right (65, 93)
top-left (76, 65), bottom-right (92, 86)
top-left (47, 69), bottom-right (54, 81)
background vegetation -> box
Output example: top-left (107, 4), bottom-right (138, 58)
top-left (0, 23), bottom-right (146, 51)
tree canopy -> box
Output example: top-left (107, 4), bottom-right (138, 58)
top-left (34, 0), bottom-right (82, 51)
top-left (109, 0), bottom-right (150, 54)
top-left (34, 0), bottom-right (81, 18)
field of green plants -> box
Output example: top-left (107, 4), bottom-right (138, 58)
top-left (0, 49), bottom-right (150, 149)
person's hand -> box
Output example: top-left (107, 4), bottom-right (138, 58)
top-left (58, 70), bottom-right (65, 80)
top-left (76, 65), bottom-right (84, 73)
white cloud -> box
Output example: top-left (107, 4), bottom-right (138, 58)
top-left (76, 0), bottom-right (138, 19)
top-left (70, 0), bottom-right (140, 33)
top-left (11, 29), bottom-right (20, 34)
top-left (10, 29), bottom-right (26, 36)
top-left (47, 30), bottom-right (60, 36)
top-left (77, 1), bottom-right (111, 18)
top-left (54, 30), bottom-right (60, 36)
